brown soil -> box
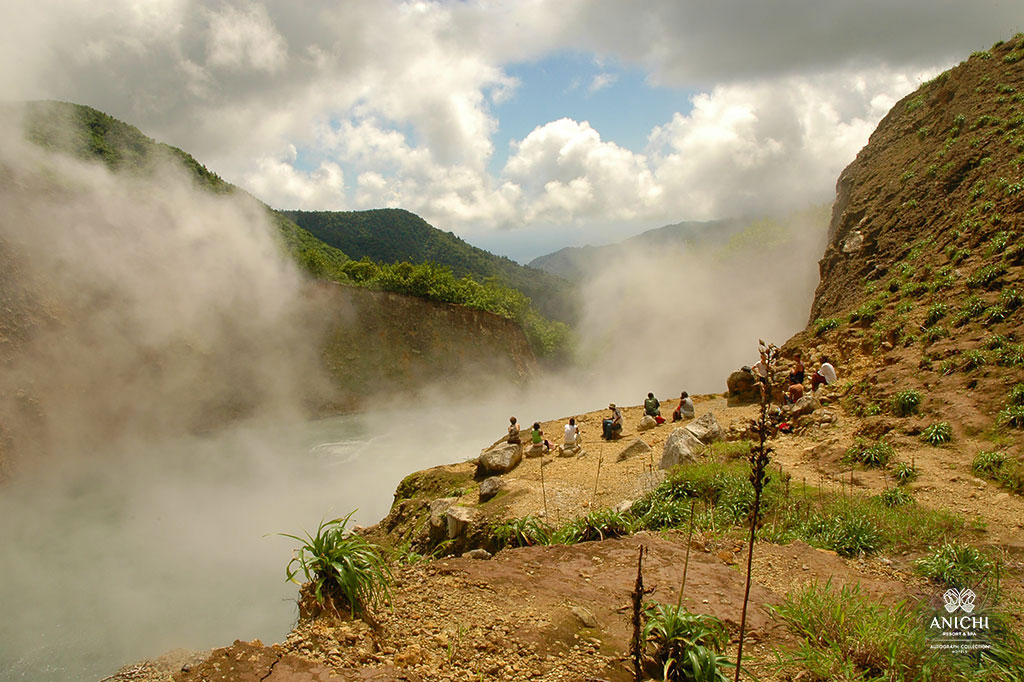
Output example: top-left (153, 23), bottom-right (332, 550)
top-left (106, 387), bottom-right (1023, 682)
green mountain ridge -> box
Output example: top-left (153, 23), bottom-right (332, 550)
top-left (11, 100), bottom-right (573, 356)
top-left (15, 100), bottom-right (353, 279)
top-left (283, 208), bottom-right (577, 323)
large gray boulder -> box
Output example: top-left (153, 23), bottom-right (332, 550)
top-left (782, 395), bottom-right (821, 420)
top-left (727, 369), bottom-right (761, 405)
top-left (687, 412), bottom-right (723, 443)
top-left (476, 442), bottom-right (523, 476)
top-left (617, 438), bottom-right (653, 462)
top-left (660, 412), bottom-right (724, 470)
top-left (637, 415), bottom-right (657, 431)
top-left (428, 497), bottom-right (459, 543)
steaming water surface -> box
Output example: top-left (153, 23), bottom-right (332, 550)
top-left (0, 410), bottom-right (473, 682)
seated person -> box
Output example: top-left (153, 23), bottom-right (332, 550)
top-left (787, 381), bottom-right (805, 404)
top-left (507, 416), bottom-right (521, 444)
top-left (644, 392), bottom-right (661, 417)
top-left (531, 422), bottom-right (551, 452)
top-left (563, 417), bottom-right (579, 447)
top-left (672, 391), bottom-right (695, 421)
top-left (560, 417), bottom-right (581, 455)
top-left (811, 357), bottom-right (837, 392)
top-left (787, 354), bottom-right (805, 386)
top-left (602, 403), bottom-right (623, 439)
top-left (644, 392), bottom-right (665, 424)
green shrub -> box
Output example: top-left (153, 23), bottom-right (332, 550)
top-left (921, 422), bottom-right (953, 445)
top-left (893, 461), bottom-right (919, 485)
top-left (878, 487), bottom-right (914, 507)
top-left (549, 509), bottom-right (634, 544)
top-left (997, 404), bottom-right (1024, 428)
top-left (984, 304), bottom-right (1009, 325)
top-left (984, 333), bottom-right (1013, 350)
top-left (923, 302), bottom-right (948, 327)
top-left (1000, 288), bottom-right (1023, 312)
top-left (1009, 383), bottom-right (1024, 406)
top-left (967, 263), bottom-right (1007, 289)
top-left (973, 450), bottom-right (1008, 477)
top-left (890, 389), bottom-right (922, 416)
top-left (921, 325), bottom-right (949, 344)
top-left (813, 317), bottom-right (841, 336)
top-left (915, 542), bottom-right (994, 588)
top-left (997, 343), bottom-right (1024, 366)
top-left (281, 513), bottom-right (393, 617)
top-left (771, 581), bottom-right (962, 680)
top-left (493, 515), bottom-right (552, 548)
top-left (962, 349), bottom-right (989, 370)
top-left (844, 439), bottom-right (895, 468)
top-left (643, 603), bottom-right (730, 682)
top-left (848, 298), bottom-right (885, 324)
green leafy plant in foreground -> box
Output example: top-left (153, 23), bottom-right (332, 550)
top-left (281, 512), bottom-right (392, 618)
top-left (643, 603), bottom-right (730, 682)
top-left (878, 486), bottom-right (914, 507)
top-left (770, 580), bottom-right (1000, 681)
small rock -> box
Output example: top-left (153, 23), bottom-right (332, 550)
top-left (479, 476), bottom-right (504, 502)
top-left (571, 605), bottom-right (598, 628)
top-left (464, 548), bottom-right (492, 560)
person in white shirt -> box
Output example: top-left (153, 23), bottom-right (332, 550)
top-left (812, 357), bottom-right (838, 392)
top-left (563, 417), bottom-right (579, 446)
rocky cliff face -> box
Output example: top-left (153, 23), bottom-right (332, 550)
top-left (811, 35), bottom-right (1024, 322)
top-left (314, 283), bottom-right (535, 409)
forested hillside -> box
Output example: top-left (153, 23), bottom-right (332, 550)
top-left (11, 101), bottom-right (570, 359)
top-left (284, 208), bottom-right (577, 323)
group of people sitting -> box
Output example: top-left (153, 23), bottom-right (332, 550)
top-left (507, 415), bottom-right (579, 454)
top-left (504, 388), bottom-right (697, 451)
top-left (783, 353), bottom-right (837, 404)
top-left (602, 390), bottom-right (695, 440)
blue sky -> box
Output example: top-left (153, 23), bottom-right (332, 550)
top-left (491, 52), bottom-right (697, 173)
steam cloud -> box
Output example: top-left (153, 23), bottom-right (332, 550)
top-left (0, 107), bottom-right (828, 682)
top-left (567, 214), bottom-right (827, 403)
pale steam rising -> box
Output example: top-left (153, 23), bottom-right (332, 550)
top-left (0, 110), bottom-right (827, 682)
top-left (569, 215), bottom-right (827, 402)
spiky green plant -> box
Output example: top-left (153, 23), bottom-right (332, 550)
top-left (281, 512), bottom-right (392, 618)
top-left (915, 542), bottom-right (994, 588)
top-left (844, 439), bottom-right (895, 468)
top-left (893, 461), bottom-right (919, 485)
top-left (644, 603), bottom-right (730, 682)
top-left (921, 422), bottom-right (953, 445)
top-left (878, 487), bottom-right (914, 507)
top-left (493, 515), bottom-right (552, 548)
top-left (890, 389), bottom-right (922, 417)
top-left (924, 302), bottom-right (949, 327)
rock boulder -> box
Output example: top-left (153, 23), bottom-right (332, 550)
top-left (476, 442), bottom-right (522, 476)
top-left (617, 438), bottom-right (653, 462)
top-left (727, 369), bottom-right (761, 405)
top-left (637, 415), bottom-right (657, 431)
top-left (660, 412), bottom-right (724, 470)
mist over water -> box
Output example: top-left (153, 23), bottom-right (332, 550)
top-left (0, 114), bottom-right (827, 681)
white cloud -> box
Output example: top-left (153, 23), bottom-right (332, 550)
top-left (244, 152), bottom-right (346, 210)
top-left (205, 4), bottom-right (288, 73)
top-left (589, 72), bottom-right (617, 92)
top-left (0, 0), bottom-right (1015, 239)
